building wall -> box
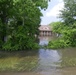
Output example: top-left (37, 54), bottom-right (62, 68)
top-left (40, 31), bottom-right (52, 36)
top-left (39, 25), bottom-right (52, 36)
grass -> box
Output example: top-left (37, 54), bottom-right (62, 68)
top-left (0, 56), bottom-right (38, 72)
top-left (61, 57), bottom-right (76, 68)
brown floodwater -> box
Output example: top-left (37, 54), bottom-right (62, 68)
top-left (0, 36), bottom-right (76, 75)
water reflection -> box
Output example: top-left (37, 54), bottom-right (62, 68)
top-left (39, 36), bottom-right (51, 46)
top-left (1, 36), bottom-right (76, 75)
top-left (37, 49), bottom-right (61, 72)
top-left (37, 36), bottom-right (62, 72)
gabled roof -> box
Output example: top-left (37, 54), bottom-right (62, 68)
top-left (39, 25), bottom-right (52, 31)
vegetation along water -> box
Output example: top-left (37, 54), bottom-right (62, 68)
top-left (0, 36), bottom-right (76, 75)
top-left (0, 0), bottom-right (50, 51)
top-left (48, 0), bottom-right (76, 49)
top-left (0, 0), bottom-right (76, 75)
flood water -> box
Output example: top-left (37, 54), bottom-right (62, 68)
top-left (0, 36), bottom-right (76, 75)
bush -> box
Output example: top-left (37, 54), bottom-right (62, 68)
top-left (48, 39), bottom-right (70, 49)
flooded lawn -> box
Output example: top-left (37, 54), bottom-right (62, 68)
top-left (0, 50), bottom-right (39, 72)
top-left (0, 36), bottom-right (76, 75)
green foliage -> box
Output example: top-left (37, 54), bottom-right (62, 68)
top-left (3, 26), bottom-right (39, 51)
top-left (48, 21), bottom-right (76, 49)
top-left (0, 19), bottom-right (5, 48)
top-left (60, 0), bottom-right (76, 25)
top-left (49, 21), bottom-right (64, 34)
top-left (48, 38), bottom-right (70, 49)
top-left (48, 0), bottom-right (76, 49)
top-left (0, 0), bottom-right (50, 51)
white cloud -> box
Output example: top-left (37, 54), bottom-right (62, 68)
top-left (46, 2), bottom-right (64, 17)
top-left (58, 0), bottom-right (63, 2)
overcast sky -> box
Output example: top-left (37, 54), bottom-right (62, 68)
top-left (40, 0), bottom-right (64, 25)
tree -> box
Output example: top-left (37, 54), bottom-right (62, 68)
top-left (48, 0), bottom-right (76, 49)
top-left (60, 0), bottom-right (76, 25)
top-left (49, 22), bottom-right (64, 34)
top-left (0, 0), bottom-right (50, 50)
top-left (59, 0), bottom-right (76, 46)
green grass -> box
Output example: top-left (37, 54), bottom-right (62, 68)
top-left (0, 56), bottom-right (38, 72)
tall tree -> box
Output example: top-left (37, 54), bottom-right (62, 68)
top-left (60, 0), bottom-right (76, 25)
top-left (0, 0), bottom-right (50, 50)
